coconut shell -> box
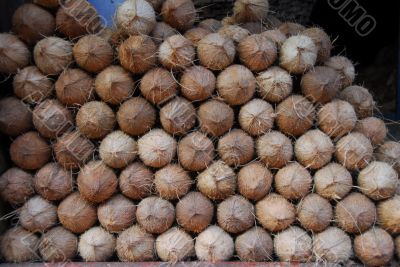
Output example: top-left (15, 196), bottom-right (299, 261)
top-left (176, 191), bottom-right (214, 233)
top-left (297, 193), bottom-right (333, 232)
top-left (195, 226), bottom-right (234, 262)
top-left (154, 164), bottom-right (192, 200)
top-left (232, 0), bottom-right (269, 23)
top-left (199, 19), bottom-right (222, 32)
top-left (314, 163), bottom-right (353, 200)
top-left (116, 0), bottom-right (156, 35)
top-left (278, 22), bottom-right (306, 37)
top-left (78, 227), bottom-right (116, 262)
top-left (198, 100), bottom-right (234, 137)
top-left (116, 225), bottom-right (155, 262)
top-left (335, 192), bottom-right (376, 234)
top-left (238, 34), bottom-right (277, 71)
top-left (256, 130), bottom-right (293, 169)
top-left (0, 33), bottom-right (30, 74)
top-left (32, 99), bottom-right (73, 139)
top-left (38, 226), bottom-right (78, 262)
top-left (99, 131), bottom-right (137, 169)
top-left (158, 35), bottom-right (195, 70)
top-left (136, 196), bottom-right (175, 234)
top-left (151, 22), bottom-right (177, 45)
top-left (119, 162), bottom-right (154, 200)
top-left (218, 129), bottom-right (254, 167)
top-left (238, 162), bottom-right (272, 201)
top-left (257, 66), bottom-right (292, 103)
top-left (197, 33), bottom-right (236, 71)
top-left (161, 0), bottom-right (196, 31)
top-left (274, 226), bottom-right (312, 262)
top-left (10, 131), bottom-right (51, 170)
top-left (302, 27), bottom-right (332, 63)
top-left (76, 101), bottom-right (115, 139)
top-left (325, 56), bottom-right (355, 89)
top-left (377, 196), bottom-right (400, 234)
top-left (57, 192), bottom-right (97, 234)
top-left (140, 68), bottom-right (177, 105)
top-left (33, 0), bottom-right (59, 8)
top-left (340, 85), bottom-right (375, 119)
top-left (235, 227), bottom-right (273, 262)
top-left (34, 162), bottom-right (73, 201)
top-left (274, 162), bottom-right (312, 200)
top-left (0, 167), bottom-right (34, 205)
top-left (0, 227), bottom-right (39, 263)
top-left (184, 27), bottom-right (212, 46)
top-left (0, 96), bottom-right (32, 136)
top-left (261, 29), bottom-right (287, 48)
top-left (156, 227), bottom-right (195, 262)
top-left (55, 68), bottom-right (94, 106)
top-left (255, 193), bottom-right (295, 232)
top-left (218, 25), bottom-right (251, 43)
top-left (19, 195), bottom-right (57, 232)
top-left (33, 37), bottom-right (73, 75)
top-left (118, 35), bottom-right (157, 74)
top-left (376, 141), bottom-right (400, 174)
top-left (197, 161), bottom-right (237, 200)
top-left (312, 227), bottom-right (352, 263)
top-left (239, 99), bottom-right (275, 136)
top-left (180, 65), bottom-right (216, 101)
top-left (160, 97), bottom-right (196, 136)
top-left (354, 117), bottom-right (387, 146)
top-left (77, 161), bottom-right (118, 203)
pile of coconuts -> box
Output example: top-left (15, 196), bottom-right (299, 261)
top-left (0, 0), bottom-right (400, 265)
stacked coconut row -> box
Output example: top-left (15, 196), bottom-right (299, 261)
top-left (0, 0), bottom-right (399, 265)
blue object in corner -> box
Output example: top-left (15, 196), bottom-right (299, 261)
top-left (88, 0), bottom-right (125, 27)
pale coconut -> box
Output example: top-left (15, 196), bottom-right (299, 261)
top-left (238, 99), bottom-right (275, 136)
top-left (314, 163), bottom-right (353, 200)
top-left (99, 131), bottom-right (137, 169)
top-left (237, 162), bottom-right (273, 201)
top-left (274, 162), bottom-right (312, 200)
top-left (256, 66), bottom-right (292, 103)
top-left (195, 226), bottom-right (234, 262)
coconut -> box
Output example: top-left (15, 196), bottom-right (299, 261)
top-left (156, 227), bottom-right (195, 262)
top-left (314, 163), bottom-right (353, 200)
top-left (116, 0), bottom-right (156, 35)
top-left (261, 29), bottom-right (287, 48)
top-left (297, 193), bottom-right (333, 232)
top-left (274, 226), bottom-right (312, 262)
top-left (257, 66), bottom-right (292, 103)
top-left (32, 99), bottom-right (73, 139)
top-left (77, 161), bottom-right (118, 203)
top-left (34, 163), bottom-right (73, 201)
top-left (161, 0), bottom-right (196, 31)
top-left (140, 67), bottom-right (177, 105)
top-left (116, 225), bottom-right (155, 262)
top-left (0, 167), bottom-right (34, 205)
top-left (73, 35), bottom-right (113, 73)
top-left (13, 66), bottom-right (53, 104)
top-left (339, 85), bottom-right (375, 118)
top-left (136, 196), bottom-right (175, 234)
top-left (376, 141), bottom-right (400, 174)
top-left (238, 162), bottom-right (272, 201)
top-left (232, 0), bottom-right (269, 23)
top-left (217, 195), bottom-right (255, 234)
top-left (274, 162), bottom-right (312, 200)
top-left (217, 64), bottom-right (256, 106)
top-left (117, 97), bottom-right (156, 136)
top-left (33, 37), bottom-right (73, 75)
top-left (95, 66), bottom-right (134, 105)
top-left (239, 99), bottom-right (275, 136)
top-left (197, 160), bottom-right (237, 200)
top-left (0, 33), bottom-right (30, 74)
top-left (235, 227), bottom-right (273, 262)
top-left (218, 25), bottom-right (251, 44)
top-left (19, 195), bottom-right (57, 232)
top-left (325, 56), bottom-right (355, 89)
top-left (78, 227), bottom-right (116, 262)
top-left (55, 68), bottom-right (94, 106)
top-left (160, 97), bottom-right (196, 135)
top-left (276, 95), bottom-right (315, 137)
top-left (301, 66), bottom-right (341, 104)
top-left (76, 101), bottom-right (116, 139)
top-left (184, 27), bottom-right (212, 46)
top-left (118, 35), bottom-right (157, 74)
top-left (154, 164), bottom-right (192, 200)
top-left (354, 117), bottom-right (387, 146)
top-left (218, 129), bottom-right (254, 167)
top-left (159, 35), bottom-right (195, 70)
top-left (119, 162), bottom-right (154, 200)
top-left (237, 34), bottom-right (277, 71)
top-left (199, 19), bottom-right (222, 32)
top-left (151, 22), bottom-right (177, 45)
top-left (138, 129), bottom-right (177, 168)
top-left (377, 196), bottom-right (400, 234)
top-left (54, 131), bottom-right (94, 170)
top-left (354, 228), bottom-right (394, 267)
top-left (317, 100), bottom-right (357, 138)
top-left (295, 129), bottom-right (334, 169)
top-left (280, 35), bottom-right (318, 74)
top-left (98, 194), bottom-right (136, 233)
top-left (0, 96), bottom-right (32, 136)
top-left (33, 0), bottom-right (59, 8)
top-left (197, 33), bottom-right (236, 71)
top-left (302, 27), bottom-right (332, 63)
top-left (99, 131), bottom-right (137, 169)
top-left (57, 192), bottom-right (97, 234)
top-left (358, 161), bottom-right (398, 200)
top-left (180, 65), bottom-right (216, 101)
top-left (313, 227), bottom-right (352, 263)
top-left (195, 226), bottom-right (234, 262)
top-left (256, 131), bottom-right (293, 169)
top-left (255, 193), bottom-right (296, 232)
top-left (176, 191), bottom-right (214, 233)
top-left (0, 227), bottom-right (39, 263)
top-left (38, 226), bottom-right (78, 262)
top-left (198, 100), bottom-right (234, 137)
top-left (12, 4), bottom-right (55, 45)
top-left (10, 131), bottom-right (51, 170)
top-left (335, 132), bottom-right (373, 171)
top-left (335, 192), bottom-right (376, 234)
top-left (278, 22), bottom-right (306, 37)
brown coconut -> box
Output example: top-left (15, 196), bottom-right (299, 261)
top-left (184, 27), bottom-right (212, 46)
top-left (274, 226), bottom-right (312, 262)
top-left (99, 131), bottom-right (137, 169)
top-left (325, 56), bottom-right (355, 89)
top-left (235, 227), bottom-right (273, 262)
top-left (0, 96), bottom-right (32, 136)
top-left (256, 130), bottom-right (293, 169)
top-left (180, 65), bottom-right (216, 101)
top-left (19, 195), bottom-right (57, 232)
top-left (176, 191), bottom-right (214, 233)
top-left (116, 225), bottom-right (155, 262)
top-left (302, 27), bottom-right (332, 63)
top-left (158, 35), bottom-right (195, 70)
top-left (195, 226), bottom-right (234, 262)
top-left (156, 227), bottom-right (195, 262)
top-left (10, 131), bottom-right (51, 170)
top-left (140, 67), bottom-right (177, 105)
top-left (78, 226), bottom-right (116, 262)
top-left (154, 164), bottom-right (192, 200)
top-left (238, 162), bottom-right (272, 201)
top-left (116, 0), bottom-right (156, 35)
top-left (38, 226), bottom-right (78, 262)
top-left (239, 98), bottom-right (275, 136)
top-left (198, 100), bottom-right (234, 137)
top-left (0, 227), bottom-right (39, 263)
top-left (261, 29), bottom-right (287, 48)
top-left (278, 22), bottom-right (306, 37)
top-left (313, 227), bottom-right (352, 263)
top-left (161, 0), bottom-right (196, 31)
top-left (218, 129), bottom-right (254, 167)
top-left (0, 167), bottom-right (34, 205)
top-left (0, 33), bottom-right (30, 74)
top-left (119, 162), bottom-right (154, 200)
top-left (136, 196), bottom-right (175, 234)
top-left (77, 161), bottom-right (118, 203)
top-left (297, 193), bottom-right (333, 232)
top-left (218, 25), bottom-right (251, 44)
top-left (377, 196), bottom-right (400, 234)
top-left (340, 85), bottom-right (375, 118)
top-left (274, 162), bottom-right (312, 200)
top-left (34, 163), bottom-right (73, 201)
top-left (376, 141), bottom-right (400, 174)
top-left (199, 18), bottom-right (222, 32)
top-left (354, 117), bottom-right (387, 146)
top-left (232, 0), bottom-right (269, 23)
top-left (160, 97), bottom-right (196, 136)
top-left (257, 66), bottom-right (293, 103)
top-left (151, 22), bottom-right (177, 45)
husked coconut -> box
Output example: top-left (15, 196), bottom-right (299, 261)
top-left (239, 99), bottom-right (275, 136)
top-left (158, 35), bottom-right (195, 70)
top-left (274, 226), bottom-right (312, 262)
top-left (78, 227), bottom-right (116, 262)
top-left (119, 162), bottom-right (154, 200)
top-left (184, 27), bottom-right (212, 46)
top-left (116, 0), bottom-right (156, 35)
top-left (340, 85), bottom-right (375, 118)
top-left (325, 56), bottom-right (355, 89)
top-left (197, 33), bottom-right (236, 70)
top-left (302, 27), bottom-right (332, 63)
top-left (219, 25), bottom-right (251, 44)
top-left (235, 227), bottom-right (273, 262)
top-left (0, 97), bottom-right (32, 136)
top-left (0, 227), bottom-right (39, 263)
top-left (257, 66), bottom-right (292, 103)
top-left (218, 129), bottom-right (254, 167)
top-left (99, 131), bottom-right (137, 169)
top-left (256, 130), bottom-right (293, 169)
top-left (38, 227), bottom-right (77, 262)
top-left (160, 97), bottom-right (196, 136)
top-left (140, 67), bottom-right (177, 105)
top-left (0, 33), bottom-right (30, 74)
top-left (314, 163), bottom-right (353, 200)
top-left (154, 164), bottom-right (192, 200)
top-left (0, 167), bottom-right (34, 205)
top-left (232, 0), bottom-right (269, 23)
top-left (313, 227), bottom-right (352, 263)
top-left (195, 226), bottom-right (234, 261)
top-left (116, 225), bottom-right (155, 262)
top-left (237, 162), bottom-right (273, 201)
top-left (274, 162), bottom-right (312, 200)
top-left (376, 141), bottom-right (400, 174)
top-left (198, 100), bottom-right (234, 137)
top-left (377, 196), bottom-right (400, 234)
top-left (297, 193), bottom-right (333, 232)
top-left (161, 0), bottom-right (197, 31)
top-left (354, 117), bottom-right (387, 145)
top-left (278, 22), bottom-right (306, 37)
top-left (19, 195), bottom-right (57, 232)
top-left (151, 22), bottom-right (176, 45)
top-left (156, 227), bottom-right (195, 262)
top-left (180, 65), bottom-right (216, 101)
